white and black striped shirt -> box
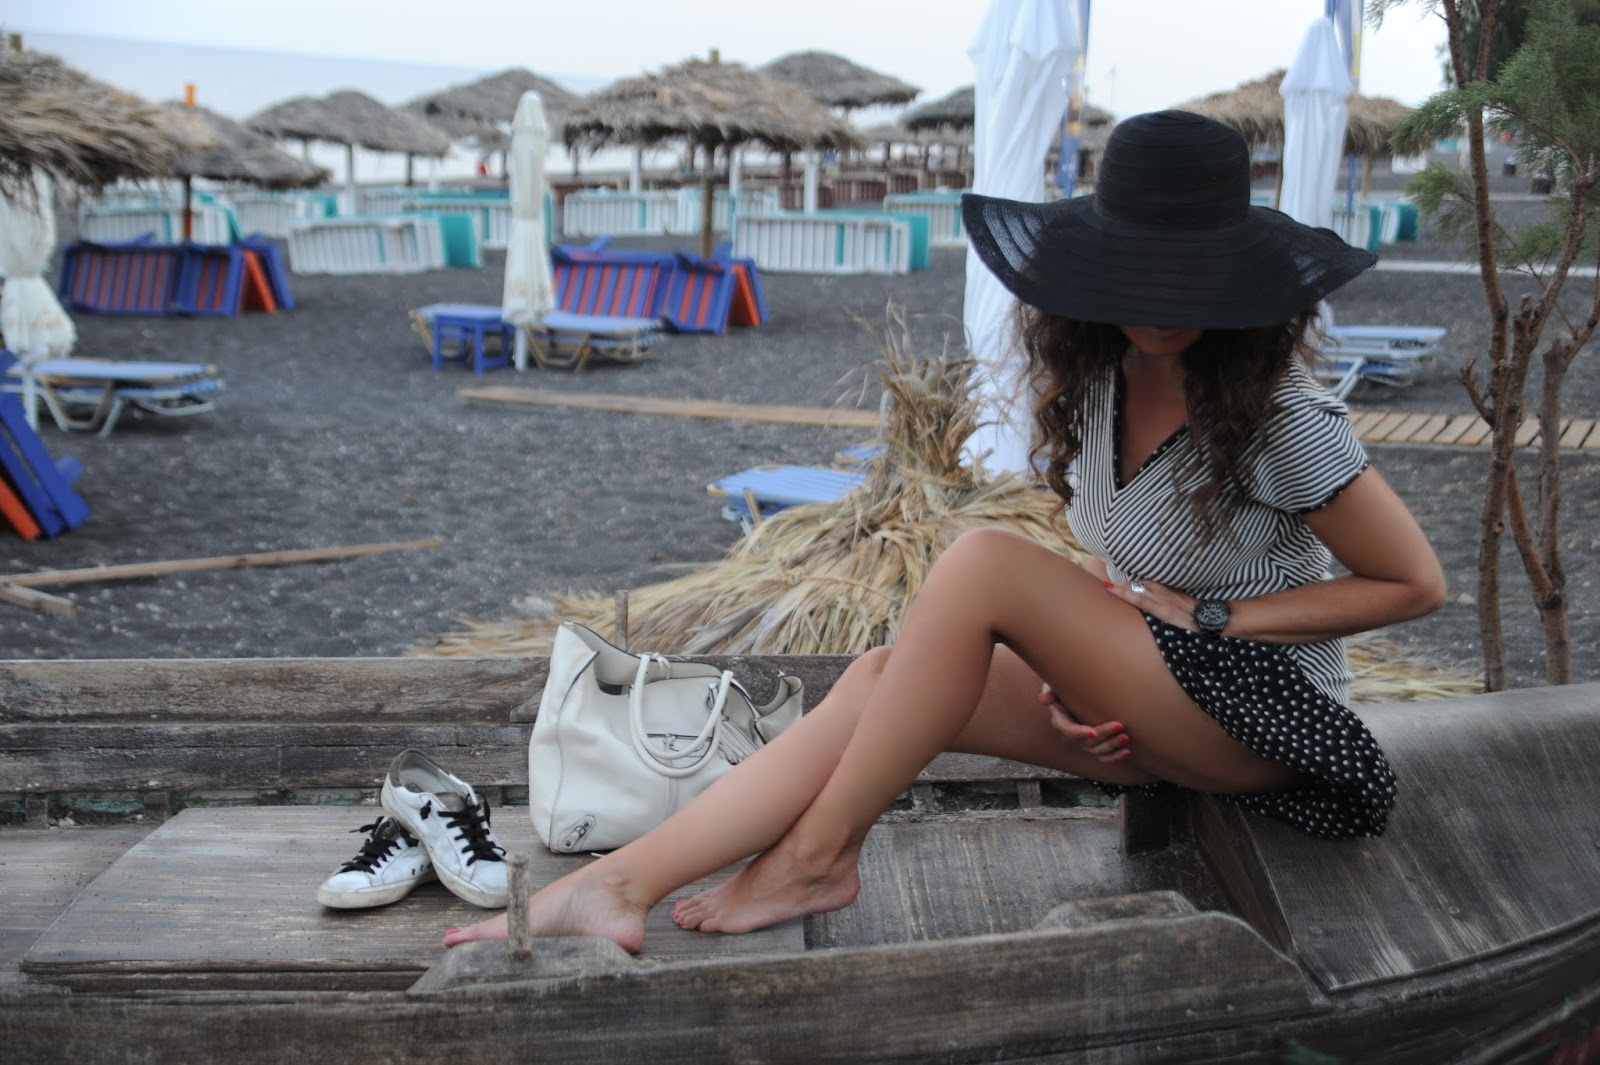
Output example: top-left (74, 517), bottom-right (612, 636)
top-left (1066, 358), bottom-right (1370, 705)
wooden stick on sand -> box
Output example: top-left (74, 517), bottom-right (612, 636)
top-left (0, 538), bottom-right (444, 618)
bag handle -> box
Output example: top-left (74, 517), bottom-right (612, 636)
top-left (627, 653), bottom-right (732, 778)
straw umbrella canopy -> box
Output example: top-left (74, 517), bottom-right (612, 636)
top-left (250, 90), bottom-right (449, 202)
top-left (1177, 70), bottom-right (1411, 161)
top-left (408, 68), bottom-right (581, 136)
top-left (761, 51), bottom-right (920, 112)
top-left (165, 103), bottom-right (329, 189)
top-left (0, 46), bottom-right (209, 191)
top-left (902, 85), bottom-right (977, 131)
top-left (563, 55), bottom-right (864, 255)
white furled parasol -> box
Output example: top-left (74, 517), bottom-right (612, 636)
top-left (503, 90), bottom-right (555, 371)
top-left (961, 0), bottom-right (1081, 476)
top-left (0, 171), bottom-right (77, 428)
top-left (1278, 16), bottom-right (1352, 230)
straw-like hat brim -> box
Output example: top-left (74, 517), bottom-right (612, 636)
top-left (962, 193), bottom-right (1377, 329)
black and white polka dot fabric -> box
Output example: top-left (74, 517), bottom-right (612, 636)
top-left (1068, 357), bottom-right (1397, 839)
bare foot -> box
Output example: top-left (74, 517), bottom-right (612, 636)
top-left (671, 845), bottom-right (860, 934)
top-left (443, 869), bottom-right (648, 953)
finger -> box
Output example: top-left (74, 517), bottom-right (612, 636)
top-left (1096, 748), bottom-right (1134, 764)
top-left (1090, 734), bottom-right (1132, 757)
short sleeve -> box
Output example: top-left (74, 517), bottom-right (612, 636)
top-left (1250, 375), bottom-right (1370, 515)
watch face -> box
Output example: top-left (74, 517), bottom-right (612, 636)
top-left (1194, 599), bottom-right (1230, 633)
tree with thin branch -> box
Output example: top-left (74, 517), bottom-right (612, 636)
top-left (1380, 0), bottom-right (1600, 688)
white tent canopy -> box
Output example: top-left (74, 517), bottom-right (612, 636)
top-left (1278, 16), bottom-right (1353, 230)
top-left (961, 0), bottom-right (1082, 476)
top-left (503, 90), bottom-right (555, 371)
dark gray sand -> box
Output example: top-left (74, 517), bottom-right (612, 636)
top-left (3, 210), bottom-right (1596, 691)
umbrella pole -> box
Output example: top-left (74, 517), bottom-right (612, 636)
top-left (182, 174), bottom-right (193, 242)
top-left (700, 144), bottom-right (716, 259)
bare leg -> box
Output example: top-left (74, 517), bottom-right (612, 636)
top-left (448, 530), bottom-right (1294, 948)
top-left (671, 529), bottom-right (1297, 934)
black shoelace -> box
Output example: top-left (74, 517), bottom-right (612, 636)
top-left (338, 819), bottom-right (417, 874)
top-left (439, 797), bottom-right (506, 866)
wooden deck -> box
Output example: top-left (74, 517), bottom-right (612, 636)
top-left (1351, 411), bottom-right (1600, 450)
top-left (8, 804), bottom-right (1212, 994)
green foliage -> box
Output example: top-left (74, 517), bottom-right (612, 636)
top-left (1397, 0), bottom-right (1600, 267)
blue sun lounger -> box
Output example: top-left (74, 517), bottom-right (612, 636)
top-left (707, 464), bottom-right (867, 531)
top-left (1, 352), bottom-right (223, 437)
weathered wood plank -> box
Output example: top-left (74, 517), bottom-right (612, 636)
top-left (1404, 413), bottom-right (1451, 445)
top-left (811, 815), bottom-right (1213, 950)
top-left (1390, 412), bottom-right (1434, 444)
top-left (1366, 412), bottom-right (1412, 442)
top-left (0, 825), bottom-right (156, 987)
top-left (1457, 417), bottom-right (1493, 446)
top-left (1, 724), bottom-right (528, 791)
top-left (1433, 414), bottom-right (1481, 446)
top-left (457, 386), bottom-right (881, 430)
top-left (1559, 418), bottom-right (1595, 450)
top-left (0, 657), bottom-right (546, 723)
top-left (1349, 411), bottom-right (1389, 439)
top-left (0, 654), bottom-right (853, 723)
top-left (1205, 685), bottom-right (1600, 993)
top-left (21, 807), bottom-right (802, 989)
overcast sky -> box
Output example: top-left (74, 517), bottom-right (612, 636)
top-left (6, 0), bottom-right (1450, 118)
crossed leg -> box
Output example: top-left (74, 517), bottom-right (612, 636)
top-left (445, 529), bottom-right (1296, 950)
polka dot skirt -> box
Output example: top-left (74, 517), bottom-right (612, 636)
top-left (1119, 616), bottom-right (1398, 840)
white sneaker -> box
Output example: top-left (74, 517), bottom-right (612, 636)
top-left (317, 816), bottom-right (436, 909)
top-left (380, 749), bottom-right (508, 909)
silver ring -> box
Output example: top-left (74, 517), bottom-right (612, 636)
top-left (1130, 581), bottom-right (1148, 596)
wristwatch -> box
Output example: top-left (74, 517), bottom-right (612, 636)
top-left (1193, 599), bottom-right (1231, 636)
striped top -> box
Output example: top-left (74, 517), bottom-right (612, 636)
top-left (1066, 358), bottom-right (1370, 705)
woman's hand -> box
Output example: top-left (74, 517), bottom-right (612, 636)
top-left (1038, 685), bottom-right (1130, 762)
top-left (1103, 577), bottom-right (1199, 631)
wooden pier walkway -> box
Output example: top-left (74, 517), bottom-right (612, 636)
top-left (1351, 411), bottom-right (1600, 451)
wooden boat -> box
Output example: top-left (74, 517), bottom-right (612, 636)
top-left (2, 655), bottom-right (1598, 1064)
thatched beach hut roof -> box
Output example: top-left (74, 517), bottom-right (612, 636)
top-left (0, 47), bottom-right (210, 190)
top-left (903, 85), bottom-right (1111, 135)
top-left (562, 55), bottom-right (865, 154)
top-left (407, 68), bottom-right (581, 135)
top-left (761, 50), bottom-right (920, 111)
top-left (1177, 70), bottom-right (1412, 159)
top-left (249, 91), bottom-right (451, 156)
top-left (164, 103), bottom-right (329, 189)
top-left (902, 85), bottom-right (976, 132)
top-left (315, 91), bottom-right (452, 156)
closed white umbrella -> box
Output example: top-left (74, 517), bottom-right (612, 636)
top-left (1278, 17), bottom-right (1352, 230)
top-left (503, 90), bottom-right (555, 371)
top-left (961, 0), bottom-right (1081, 476)
top-left (0, 171), bottom-right (78, 428)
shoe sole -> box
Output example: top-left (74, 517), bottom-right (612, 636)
top-left (381, 785), bottom-right (508, 909)
top-left (316, 868), bottom-right (436, 910)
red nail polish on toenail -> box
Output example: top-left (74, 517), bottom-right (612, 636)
top-left (446, 929), bottom-right (459, 936)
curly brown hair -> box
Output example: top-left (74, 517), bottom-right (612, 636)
top-left (1018, 305), bottom-right (1322, 544)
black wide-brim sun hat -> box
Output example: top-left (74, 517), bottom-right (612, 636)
top-left (962, 110), bottom-right (1378, 329)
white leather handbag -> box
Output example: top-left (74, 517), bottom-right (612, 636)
top-left (529, 621), bottom-right (805, 853)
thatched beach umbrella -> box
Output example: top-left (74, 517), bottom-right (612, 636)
top-left (0, 46), bottom-right (208, 191)
top-left (763, 50), bottom-right (919, 175)
top-left (407, 68), bottom-right (581, 179)
top-left (902, 85), bottom-right (977, 132)
top-left (564, 53), bottom-right (864, 255)
top-left (164, 102), bottom-right (329, 239)
top-left (166, 103), bottom-right (329, 189)
top-left (251, 90), bottom-right (449, 203)
top-left (408, 68), bottom-right (581, 134)
top-left (1177, 70), bottom-right (1412, 164)
top-left (762, 50), bottom-right (920, 112)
